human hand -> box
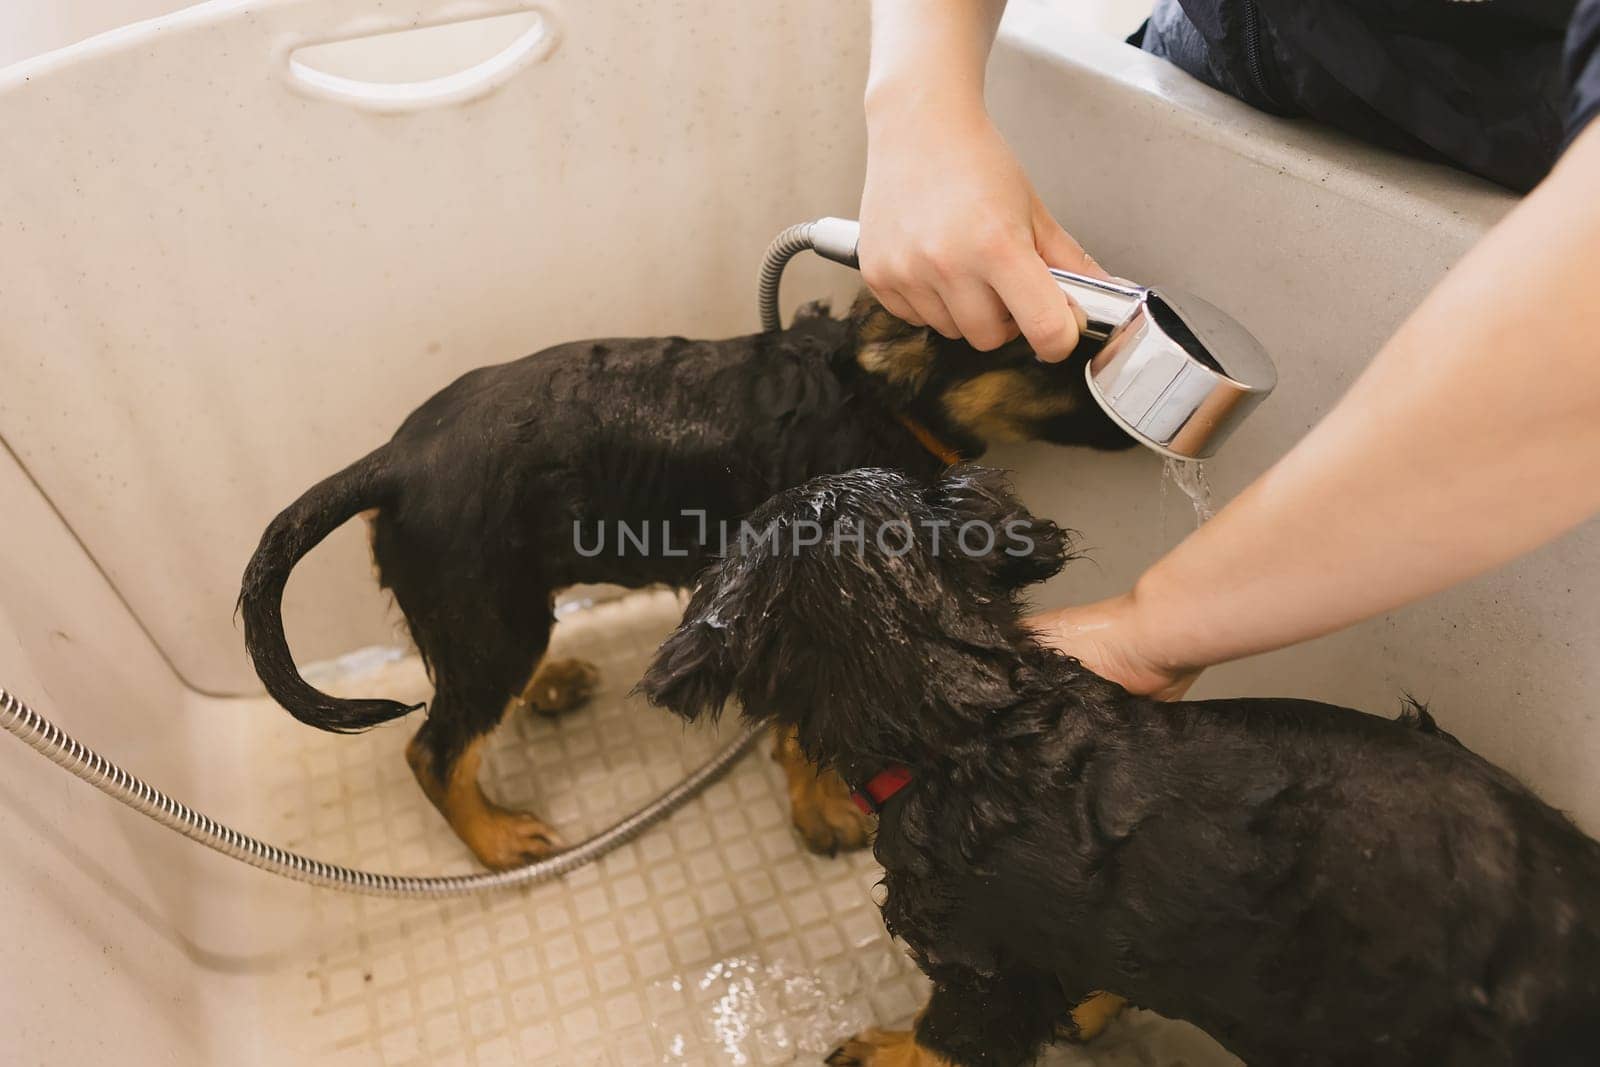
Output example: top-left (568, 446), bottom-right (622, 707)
top-left (1027, 594), bottom-right (1200, 701)
top-left (859, 90), bottom-right (1103, 362)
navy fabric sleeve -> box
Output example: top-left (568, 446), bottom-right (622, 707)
top-left (1568, 0), bottom-right (1600, 145)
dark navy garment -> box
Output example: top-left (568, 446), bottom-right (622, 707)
top-left (1136, 0), bottom-right (1600, 191)
top-left (1569, 0), bottom-right (1600, 146)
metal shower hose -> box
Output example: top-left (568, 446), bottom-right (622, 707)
top-left (0, 682), bottom-right (759, 899)
top-left (0, 223), bottom-right (832, 898)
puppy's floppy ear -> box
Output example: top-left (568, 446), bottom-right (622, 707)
top-left (638, 618), bottom-right (736, 723)
top-left (930, 465), bottom-right (1071, 588)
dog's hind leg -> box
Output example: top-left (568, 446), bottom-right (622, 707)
top-left (773, 725), bottom-right (873, 856)
top-left (372, 508), bottom-right (571, 867)
top-left (404, 622), bottom-right (564, 870)
top-left (406, 712), bottom-right (562, 870)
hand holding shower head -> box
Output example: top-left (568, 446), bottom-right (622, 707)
top-left (760, 217), bottom-right (1276, 460)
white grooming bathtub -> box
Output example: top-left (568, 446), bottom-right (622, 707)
top-left (2, 1), bottom-right (1583, 1063)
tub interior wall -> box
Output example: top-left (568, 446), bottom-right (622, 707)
top-left (2, 1), bottom-right (1595, 1064)
top-left (0, 444), bottom-right (269, 1061)
top-left (0, 0), bottom-right (873, 698)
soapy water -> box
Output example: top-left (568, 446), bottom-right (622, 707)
top-left (1162, 458), bottom-right (1216, 528)
top-left (650, 954), bottom-right (890, 1064)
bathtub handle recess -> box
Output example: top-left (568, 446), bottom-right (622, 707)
top-left (0, 683), bottom-right (760, 899)
top-left (282, 7), bottom-right (564, 114)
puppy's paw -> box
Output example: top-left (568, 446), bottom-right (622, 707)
top-left (773, 727), bottom-right (872, 856)
top-left (1061, 991), bottom-right (1127, 1044)
top-left (825, 1028), bottom-right (952, 1066)
top-left (790, 773), bottom-right (873, 856)
top-left (461, 806), bottom-right (564, 871)
top-left (520, 657), bottom-right (600, 716)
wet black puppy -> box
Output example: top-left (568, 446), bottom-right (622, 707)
top-left (239, 296), bottom-right (1129, 869)
top-left (640, 466), bottom-right (1600, 1067)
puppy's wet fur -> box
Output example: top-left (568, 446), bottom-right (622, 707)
top-left (239, 295), bottom-right (1127, 867)
top-left (640, 466), bottom-right (1600, 1067)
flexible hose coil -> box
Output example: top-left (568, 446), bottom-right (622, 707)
top-left (0, 683), bottom-right (760, 898)
top-left (757, 221), bottom-right (820, 333)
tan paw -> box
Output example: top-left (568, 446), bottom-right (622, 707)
top-left (460, 804), bottom-right (564, 871)
top-left (791, 772), bottom-right (874, 856)
top-left (773, 726), bottom-right (873, 856)
top-left (825, 1028), bottom-right (953, 1066)
top-left (406, 731), bottom-right (564, 870)
top-left (520, 657), bottom-right (600, 716)
top-left (1063, 991), bottom-right (1127, 1044)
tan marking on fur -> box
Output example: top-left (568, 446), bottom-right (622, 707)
top-left (825, 1026), bottom-right (955, 1067)
top-left (1067, 991), bottom-right (1127, 1043)
top-left (851, 290), bottom-right (935, 390)
top-left (772, 725), bottom-right (872, 856)
top-left (858, 338), bottom-right (934, 389)
top-left (405, 730), bottom-right (562, 870)
top-left (941, 369), bottom-right (1077, 443)
top-left (851, 289), bottom-right (915, 344)
top-left (518, 656), bottom-right (600, 716)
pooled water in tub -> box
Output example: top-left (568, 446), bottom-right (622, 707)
top-left (650, 956), bottom-right (876, 1063)
top-left (1162, 457), bottom-right (1216, 527)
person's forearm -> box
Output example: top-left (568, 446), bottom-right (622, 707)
top-left (1128, 122), bottom-right (1600, 675)
top-left (865, 0), bottom-right (1007, 123)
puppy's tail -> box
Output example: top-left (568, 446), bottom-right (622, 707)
top-left (239, 447), bottom-right (420, 733)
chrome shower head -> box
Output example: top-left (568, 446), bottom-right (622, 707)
top-left (764, 217), bottom-right (1276, 459)
top-left (1059, 272), bottom-right (1276, 459)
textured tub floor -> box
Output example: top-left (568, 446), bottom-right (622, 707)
top-left (252, 589), bottom-right (1237, 1066)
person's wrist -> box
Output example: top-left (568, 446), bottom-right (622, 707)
top-left (1027, 593), bottom-right (1168, 696)
top-left (864, 75), bottom-right (988, 137)
top-left (1124, 568), bottom-right (1204, 682)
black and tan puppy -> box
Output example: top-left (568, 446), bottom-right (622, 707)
top-left (239, 297), bottom-right (1129, 869)
top-left (640, 466), bottom-right (1600, 1067)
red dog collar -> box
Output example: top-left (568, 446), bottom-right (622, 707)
top-left (850, 765), bottom-right (914, 815)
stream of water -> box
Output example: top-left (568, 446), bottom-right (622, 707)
top-left (1162, 457), bottom-right (1216, 528)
